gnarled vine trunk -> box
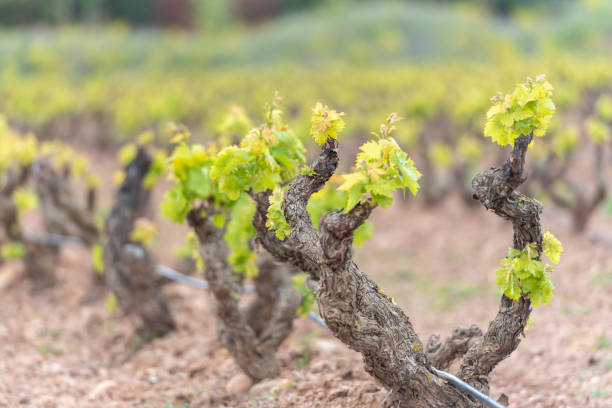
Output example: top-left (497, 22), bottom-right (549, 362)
top-left (104, 147), bottom-right (175, 338)
top-left (0, 165), bottom-right (57, 290)
top-left (187, 206), bottom-right (301, 381)
top-left (250, 133), bottom-right (546, 407)
top-left (34, 161), bottom-right (99, 245)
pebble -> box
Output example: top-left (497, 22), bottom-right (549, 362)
top-left (225, 372), bottom-right (253, 395)
top-left (250, 379), bottom-right (285, 396)
top-left (88, 380), bottom-right (117, 399)
top-left (313, 338), bottom-right (342, 355)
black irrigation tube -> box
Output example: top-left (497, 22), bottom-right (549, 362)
top-left (32, 233), bottom-right (506, 408)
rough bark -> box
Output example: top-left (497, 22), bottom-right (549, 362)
top-left (244, 254), bottom-right (296, 336)
top-left (260, 138), bottom-right (478, 407)
top-left (0, 166), bottom-right (57, 289)
top-left (457, 134), bottom-right (541, 394)
top-left (33, 161), bottom-right (99, 245)
top-left (251, 190), bottom-right (320, 278)
top-left (104, 147), bottom-right (175, 338)
top-left (187, 206), bottom-right (301, 381)
top-left (426, 325), bottom-right (483, 371)
top-left (244, 130), bottom-right (550, 406)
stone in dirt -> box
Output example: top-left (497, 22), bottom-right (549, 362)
top-left (225, 372), bottom-right (253, 395)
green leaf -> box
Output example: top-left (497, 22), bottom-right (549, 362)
top-left (338, 172), bottom-right (367, 193)
top-left (130, 218), bottom-right (157, 247)
top-left (495, 243), bottom-right (555, 307)
top-left (225, 194), bottom-right (258, 276)
top-left (185, 167), bottom-right (212, 198)
top-left (92, 243), bottom-right (104, 274)
top-left (1, 242), bottom-right (26, 261)
top-left (13, 188), bottom-right (39, 215)
top-left (160, 185), bottom-right (190, 223)
top-left (484, 75), bottom-right (555, 146)
top-left (213, 213), bottom-right (226, 228)
top-left (300, 166), bottom-right (315, 176)
top-left (104, 293), bottom-right (119, 316)
top-left (118, 143), bottom-right (137, 166)
top-left (344, 187), bottom-right (363, 213)
top-left (542, 231), bottom-right (563, 264)
top-left (266, 187), bottom-right (290, 240)
top-left (586, 117), bottom-right (611, 144)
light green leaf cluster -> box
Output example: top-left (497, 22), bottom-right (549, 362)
top-left (457, 136), bottom-right (484, 164)
top-left (162, 98), bottom-right (306, 277)
top-left (495, 239), bottom-right (560, 307)
top-left (551, 126), bottom-right (579, 157)
top-left (144, 149), bottom-right (168, 189)
top-left (595, 95), bottom-right (612, 121)
top-left (39, 141), bottom-right (99, 188)
top-left (542, 231), bottom-right (563, 265)
top-left (266, 187), bottom-right (290, 241)
top-left (428, 142), bottom-right (453, 168)
top-left (118, 143), bottom-right (138, 166)
top-left (310, 102), bottom-right (346, 145)
top-left (92, 243), bottom-right (104, 274)
top-left (1, 242), bottom-right (26, 261)
top-left (484, 75), bottom-right (555, 146)
top-left (0, 120), bottom-right (38, 172)
top-left (338, 134), bottom-right (421, 212)
top-left (211, 126), bottom-right (306, 201)
top-left (585, 117), bottom-right (610, 144)
top-left (71, 156), bottom-right (100, 188)
top-left (225, 194), bottom-right (258, 277)
top-left (12, 188), bottom-right (39, 216)
top-left (217, 105), bottom-right (252, 144)
top-left (104, 293), bottom-right (119, 316)
top-left (161, 142), bottom-right (216, 223)
top-left (129, 218), bottom-right (157, 248)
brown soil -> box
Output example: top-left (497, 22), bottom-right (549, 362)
top-left (1, 161), bottom-right (611, 407)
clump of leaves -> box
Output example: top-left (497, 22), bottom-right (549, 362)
top-left (485, 75), bottom-right (555, 146)
top-left (130, 218), bottom-right (157, 248)
top-left (266, 187), bottom-right (290, 240)
top-left (551, 126), bottom-right (579, 157)
top-left (211, 124), bottom-right (306, 201)
top-left (162, 96), bottom-right (306, 277)
top-left (104, 292), bottom-right (119, 316)
top-left (225, 194), bottom-right (258, 277)
top-left (92, 243), bottom-right (104, 274)
top-left (310, 102), bottom-right (346, 145)
top-left (1, 242), bottom-right (26, 261)
top-left (338, 113), bottom-right (421, 212)
top-left (495, 231), bottom-right (563, 306)
top-left (586, 117), bottom-right (610, 144)
top-left (13, 188), bottom-right (38, 216)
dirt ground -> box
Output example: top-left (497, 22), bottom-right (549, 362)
top-left (1, 180), bottom-right (611, 407)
